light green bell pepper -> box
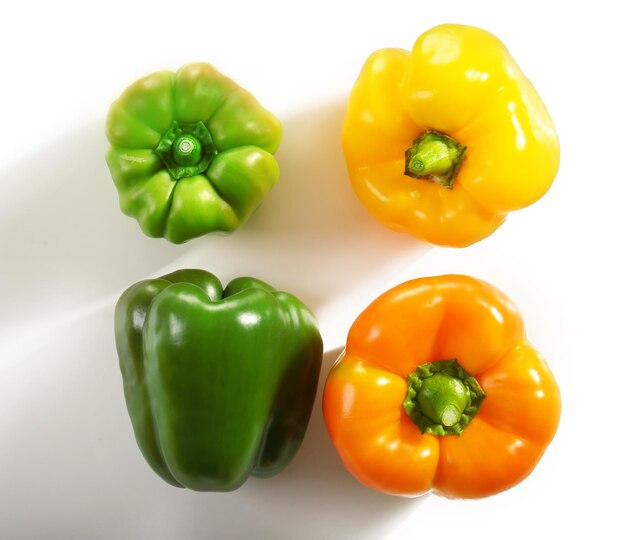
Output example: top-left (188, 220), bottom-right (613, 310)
top-left (105, 63), bottom-right (282, 243)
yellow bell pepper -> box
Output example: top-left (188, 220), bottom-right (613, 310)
top-left (342, 24), bottom-right (560, 247)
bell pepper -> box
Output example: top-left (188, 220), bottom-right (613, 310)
top-left (342, 24), bottom-right (560, 247)
top-left (115, 269), bottom-right (323, 491)
top-left (323, 275), bottom-right (561, 498)
top-left (105, 63), bottom-right (282, 243)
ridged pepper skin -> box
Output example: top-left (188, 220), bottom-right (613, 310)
top-left (323, 275), bottom-right (561, 498)
top-left (115, 270), bottom-right (323, 491)
top-left (106, 63), bottom-right (282, 243)
top-left (342, 24), bottom-right (560, 247)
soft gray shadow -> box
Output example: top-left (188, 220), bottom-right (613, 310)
top-left (0, 98), bottom-right (428, 350)
top-left (174, 98), bottom-right (430, 308)
top-left (171, 98), bottom-right (430, 348)
top-left (234, 347), bottom-right (426, 538)
top-left (1, 321), bottom-right (425, 540)
top-left (1, 99), bottom-right (430, 537)
top-left (0, 126), bottom-right (188, 333)
top-left (156, 349), bottom-right (424, 539)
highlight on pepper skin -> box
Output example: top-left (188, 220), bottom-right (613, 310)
top-left (322, 275), bottom-right (561, 498)
top-left (342, 24), bottom-right (560, 247)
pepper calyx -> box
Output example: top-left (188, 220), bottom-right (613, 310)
top-left (402, 359), bottom-right (486, 436)
top-left (404, 130), bottom-right (466, 189)
top-left (155, 121), bottom-right (218, 180)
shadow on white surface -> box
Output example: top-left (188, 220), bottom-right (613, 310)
top-left (0, 122), bottom-right (187, 335)
top-left (0, 98), bottom-right (427, 352)
top-left (236, 347), bottom-right (423, 538)
top-left (0, 306), bottom-right (423, 539)
top-left (164, 99), bottom-right (429, 348)
top-left (0, 97), bottom-right (429, 538)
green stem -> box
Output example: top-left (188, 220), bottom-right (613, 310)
top-left (403, 359), bottom-right (486, 436)
top-left (173, 135), bottom-right (202, 167)
top-left (404, 130), bottom-right (466, 189)
top-left (417, 373), bottom-right (469, 427)
top-left (155, 121), bottom-right (218, 180)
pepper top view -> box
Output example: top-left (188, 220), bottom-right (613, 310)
top-left (323, 275), bottom-right (561, 499)
top-left (105, 62), bottom-right (282, 244)
top-left (342, 24), bottom-right (560, 247)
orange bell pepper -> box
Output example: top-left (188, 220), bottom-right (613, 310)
top-left (323, 275), bottom-right (561, 498)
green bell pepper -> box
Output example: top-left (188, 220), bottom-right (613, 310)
top-left (105, 63), bottom-right (282, 243)
top-left (114, 269), bottom-right (323, 491)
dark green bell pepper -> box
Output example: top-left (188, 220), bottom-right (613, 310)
top-left (105, 63), bottom-right (282, 243)
top-left (115, 269), bottom-right (323, 491)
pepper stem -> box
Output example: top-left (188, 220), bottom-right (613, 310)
top-left (417, 373), bottom-right (469, 427)
top-left (441, 405), bottom-right (462, 427)
top-left (173, 135), bottom-right (202, 167)
top-left (404, 130), bottom-right (466, 189)
top-left (403, 359), bottom-right (485, 436)
top-left (155, 121), bottom-right (218, 180)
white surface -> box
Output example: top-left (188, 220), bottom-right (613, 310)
top-left (1, 1), bottom-right (624, 538)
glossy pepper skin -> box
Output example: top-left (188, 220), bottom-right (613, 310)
top-left (342, 24), bottom-right (560, 247)
top-left (323, 275), bottom-right (561, 498)
top-left (106, 63), bottom-right (282, 243)
top-left (115, 269), bottom-right (323, 491)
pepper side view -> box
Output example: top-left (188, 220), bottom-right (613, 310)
top-left (115, 269), bottom-right (323, 491)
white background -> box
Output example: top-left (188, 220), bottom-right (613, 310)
top-left (1, 1), bottom-right (624, 538)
